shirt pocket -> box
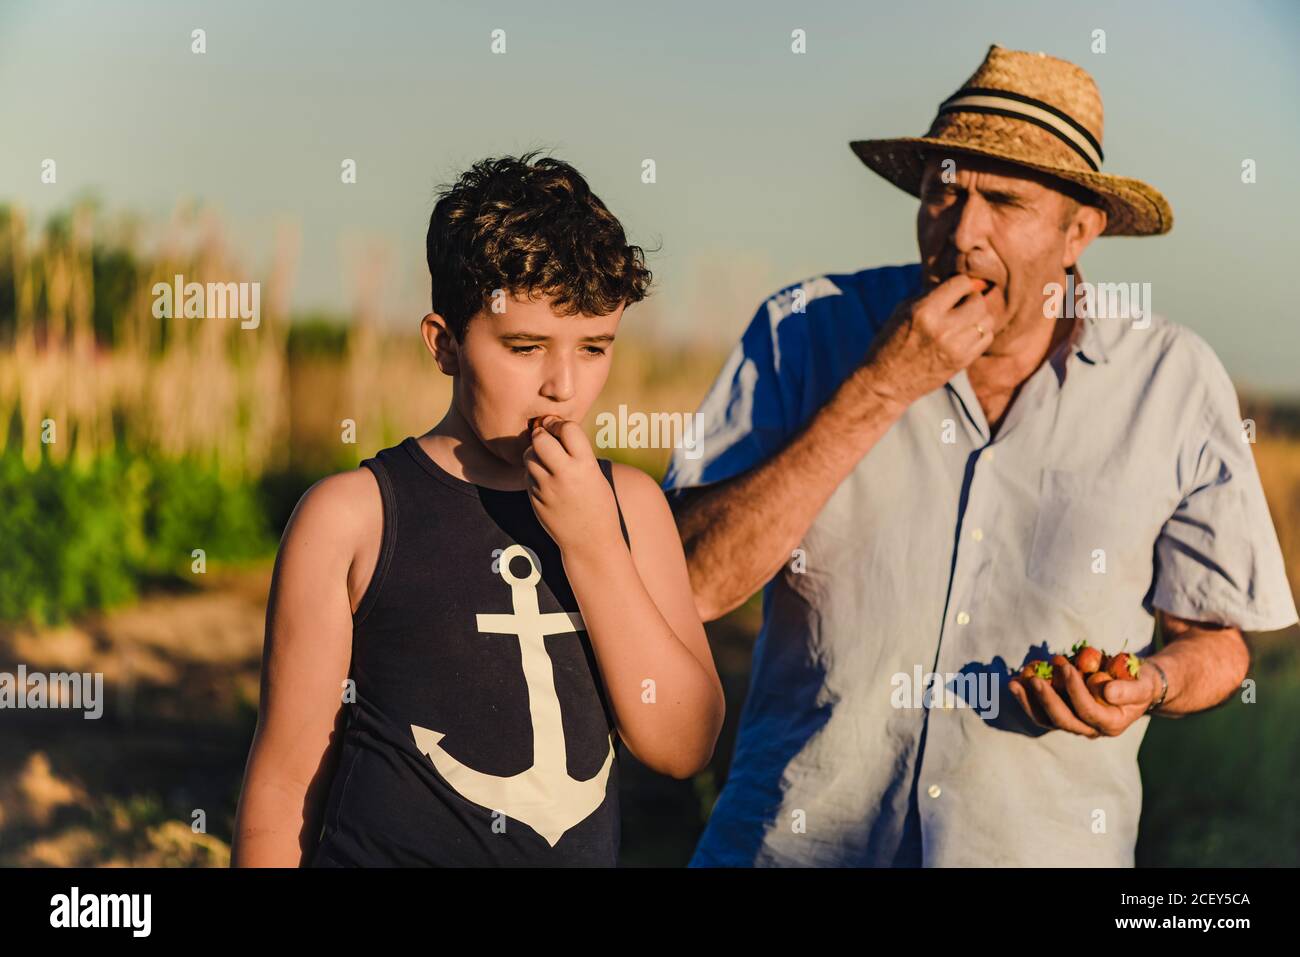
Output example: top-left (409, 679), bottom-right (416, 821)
top-left (1026, 468), bottom-right (1157, 618)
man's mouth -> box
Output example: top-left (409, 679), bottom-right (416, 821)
top-left (928, 270), bottom-right (998, 298)
top-left (958, 275), bottom-right (997, 300)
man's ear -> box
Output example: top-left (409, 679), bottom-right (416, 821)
top-left (421, 312), bottom-right (460, 375)
top-left (1062, 202), bottom-right (1107, 269)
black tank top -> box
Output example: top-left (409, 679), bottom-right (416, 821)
top-left (311, 436), bottom-right (629, 866)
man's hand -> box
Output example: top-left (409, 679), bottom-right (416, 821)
top-left (523, 414), bottom-right (622, 555)
top-left (859, 273), bottom-right (996, 412)
top-left (1007, 654), bottom-right (1161, 738)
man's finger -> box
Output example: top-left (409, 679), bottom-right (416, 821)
top-left (1101, 676), bottom-right (1153, 708)
top-left (1026, 677), bottom-right (1101, 738)
top-left (1055, 659), bottom-right (1120, 734)
top-left (1008, 678), bottom-right (1049, 729)
top-left (922, 273), bottom-right (990, 315)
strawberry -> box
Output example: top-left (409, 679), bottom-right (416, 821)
top-left (1019, 660), bottom-right (1052, 682)
top-left (1071, 640), bottom-right (1103, 675)
top-left (1107, 652), bottom-right (1141, 681)
top-left (1086, 671), bottom-right (1114, 700)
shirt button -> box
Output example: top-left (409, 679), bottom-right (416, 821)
top-left (956, 611), bottom-right (970, 625)
top-left (971, 528), bottom-right (984, 542)
top-left (928, 784), bottom-right (942, 799)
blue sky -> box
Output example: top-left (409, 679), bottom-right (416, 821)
top-left (2, 0), bottom-right (1297, 394)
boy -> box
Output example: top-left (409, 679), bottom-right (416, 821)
top-left (232, 152), bottom-right (724, 866)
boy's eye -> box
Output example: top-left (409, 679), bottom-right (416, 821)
top-left (508, 344), bottom-right (608, 356)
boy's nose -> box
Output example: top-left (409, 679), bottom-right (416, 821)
top-left (539, 357), bottom-right (576, 402)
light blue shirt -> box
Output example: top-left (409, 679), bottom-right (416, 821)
top-left (663, 262), bottom-right (1297, 867)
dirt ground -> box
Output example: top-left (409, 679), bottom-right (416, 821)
top-left (0, 564), bottom-right (760, 867)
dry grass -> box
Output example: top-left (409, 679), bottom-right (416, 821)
top-left (0, 204), bottom-right (294, 479)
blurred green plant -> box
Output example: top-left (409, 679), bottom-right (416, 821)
top-left (0, 449), bottom-right (274, 625)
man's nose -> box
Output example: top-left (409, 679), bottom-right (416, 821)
top-left (951, 191), bottom-right (992, 254)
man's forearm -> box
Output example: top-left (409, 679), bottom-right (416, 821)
top-left (1149, 623), bottom-right (1251, 717)
top-left (675, 364), bottom-right (908, 620)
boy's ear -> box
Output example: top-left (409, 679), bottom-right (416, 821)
top-left (421, 312), bottom-right (460, 375)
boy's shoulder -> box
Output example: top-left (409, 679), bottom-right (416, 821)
top-left (302, 464), bottom-right (382, 513)
top-left (606, 460), bottom-right (665, 501)
top-left (289, 465), bottom-right (383, 556)
top-left (606, 460), bottom-right (676, 539)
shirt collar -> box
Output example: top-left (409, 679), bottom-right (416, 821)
top-left (1066, 264), bottom-right (1110, 365)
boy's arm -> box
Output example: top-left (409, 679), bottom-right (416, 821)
top-left (561, 462), bottom-right (725, 780)
top-left (231, 468), bottom-right (378, 866)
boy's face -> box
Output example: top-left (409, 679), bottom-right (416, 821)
top-left (425, 293), bottom-right (624, 466)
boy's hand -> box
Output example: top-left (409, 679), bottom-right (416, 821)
top-left (523, 414), bottom-right (622, 555)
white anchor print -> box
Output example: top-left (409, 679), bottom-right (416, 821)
top-left (411, 544), bottom-right (616, 847)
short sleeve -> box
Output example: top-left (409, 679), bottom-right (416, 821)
top-left (1147, 339), bottom-right (1298, 632)
top-left (661, 295), bottom-right (803, 494)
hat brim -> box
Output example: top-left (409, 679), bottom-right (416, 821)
top-left (849, 137), bottom-right (1172, 237)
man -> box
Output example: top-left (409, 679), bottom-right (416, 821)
top-left (663, 45), bottom-right (1297, 866)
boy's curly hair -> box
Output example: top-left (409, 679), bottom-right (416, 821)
top-left (426, 150), bottom-right (653, 340)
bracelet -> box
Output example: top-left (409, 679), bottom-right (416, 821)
top-left (1145, 659), bottom-right (1169, 715)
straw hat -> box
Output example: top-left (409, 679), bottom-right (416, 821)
top-left (849, 44), bottom-right (1172, 236)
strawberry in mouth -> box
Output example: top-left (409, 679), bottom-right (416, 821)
top-left (955, 276), bottom-right (994, 306)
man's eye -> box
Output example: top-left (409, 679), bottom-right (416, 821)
top-left (509, 345), bottom-right (539, 355)
top-left (582, 346), bottom-right (607, 357)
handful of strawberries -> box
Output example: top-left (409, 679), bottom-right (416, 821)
top-left (1018, 639), bottom-right (1141, 703)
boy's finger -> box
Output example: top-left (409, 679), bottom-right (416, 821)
top-left (523, 457), bottom-right (549, 489)
top-left (529, 425), bottom-right (567, 471)
top-left (547, 419), bottom-right (593, 461)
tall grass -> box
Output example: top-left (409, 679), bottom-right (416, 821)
top-left (0, 203), bottom-right (294, 478)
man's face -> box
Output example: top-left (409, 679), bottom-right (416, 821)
top-left (446, 294), bottom-right (623, 465)
top-left (917, 154), bottom-right (1090, 338)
